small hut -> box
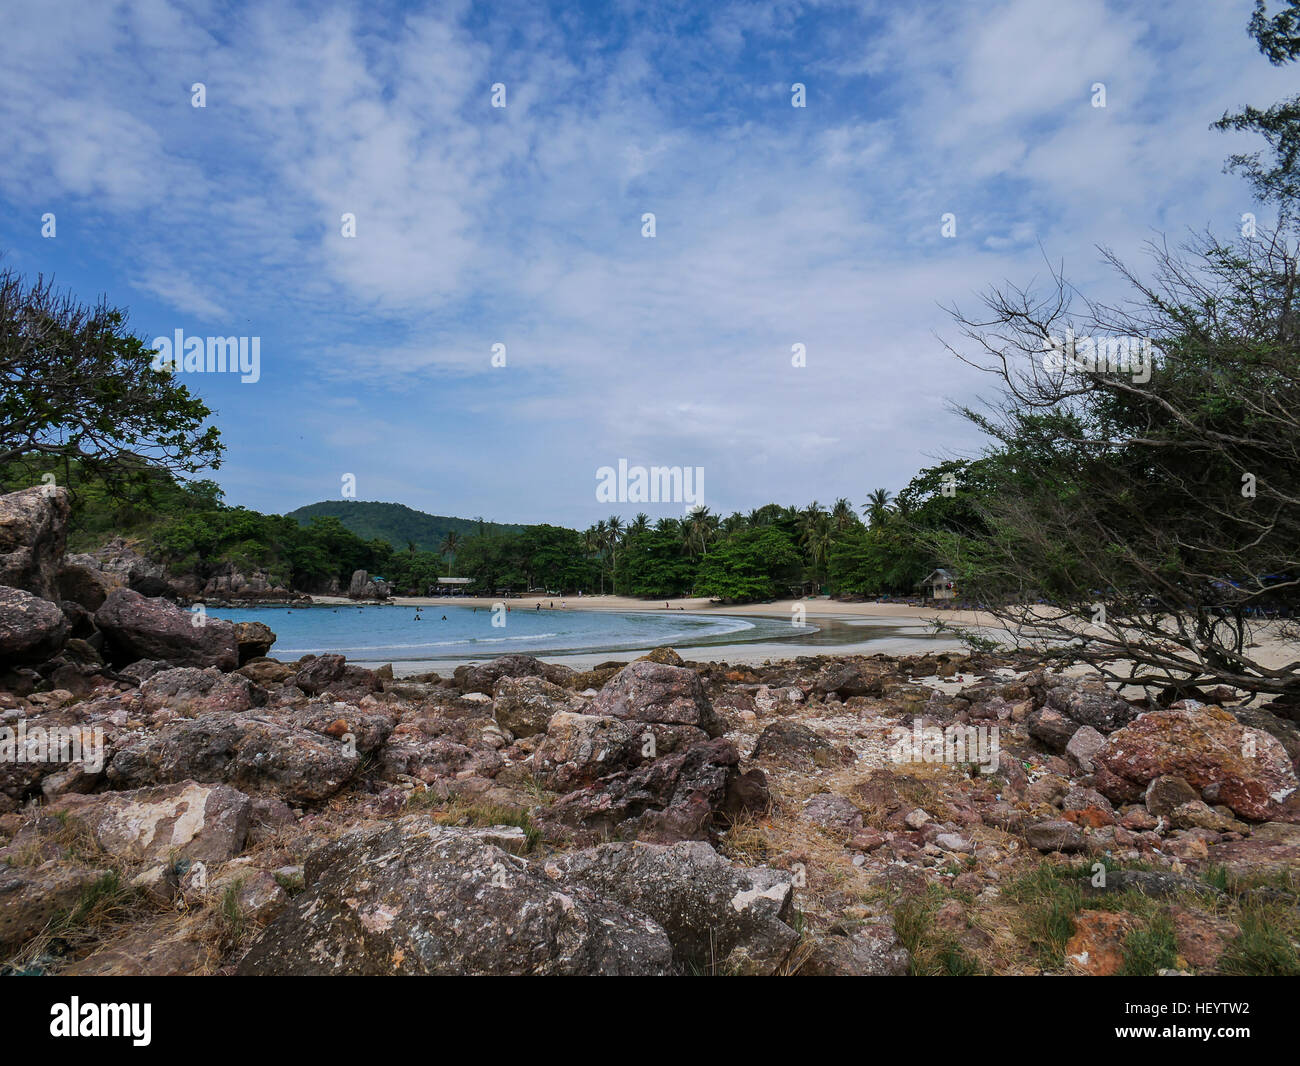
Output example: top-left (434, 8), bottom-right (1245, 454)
top-left (919, 568), bottom-right (956, 601)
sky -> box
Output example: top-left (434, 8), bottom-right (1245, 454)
top-left (0, 0), bottom-right (1292, 529)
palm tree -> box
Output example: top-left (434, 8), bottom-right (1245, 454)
top-left (863, 488), bottom-right (893, 529)
top-left (831, 497), bottom-right (857, 532)
top-left (438, 531), bottom-right (460, 575)
top-left (629, 512), bottom-right (650, 536)
top-left (722, 511), bottom-right (747, 535)
top-left (605, 515), bottom-right (625, 591)
top-left (406, 539), bottom-right (417, 557)
top-left (686, 505), bottom-right (718, 557)
top-left (592, 519), bottom-right (609, 593)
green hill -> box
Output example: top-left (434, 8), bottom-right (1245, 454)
top-left (284, 500), bottom-right (523, 553)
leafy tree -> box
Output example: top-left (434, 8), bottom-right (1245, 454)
top-left (0, 269), bottom-right (221, 490)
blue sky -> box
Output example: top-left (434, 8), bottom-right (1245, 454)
top-left (0, 0), bottom-right (1290, 528)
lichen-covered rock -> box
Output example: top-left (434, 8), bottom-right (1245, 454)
top-left (236, 819), bottom-right (674, 975)
top-left (1096, 705), bottom-right (1299, 822)
top-left (1045, 679), bottom-right (1139, 733)
top-left (1025, 819), bottom-right (1086, 853)
top-left (542, 840), bottom-right (798, 974)
top-left (95, 587), bottom-right (238, 670)
top-left (0, 860), bottom-right (109, 952)
top-left (799, 919), bottom-right (911, 976)
top-left (53, 780), bottom-right (252, 864)
top-left (233, 621), bottom-right (275, 665)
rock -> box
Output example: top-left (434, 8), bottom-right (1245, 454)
top-left (0, 860), bottom-right (109, 952)
top-left (454, 654), bottom-right (570, 695)
top-left (53, 781), bottom-right (252, 864)
top-left (798, 919), bottom-right (911, 976)
top-left (238, 659), bottom-right (295, 685)
top-left (0, 585), bottom-right (68, 667)
top-left (536, 738), bottom-right (766, 845)
top-left (233, 621), bottom-right (275, 665)
top-left (1097, 706), bottom-right (1299, 822)
top-left (492, 675), bottom-right (581, 738)
top-left (935, 832), bottom-right (974, 853)
top-left (541, 840), bottom-right (798, 974)
top-left (1066, 910), bottom-right (1139, 975)
top-left (1066, 725), bottom-right (1106, 771)
top-left (753, 719), bottom-right (834, 765)
top-left (0, 487), bottom-right (70, 600)
top-left (106, 708), bottom-right (382, 803)
top-left (531, 711), bottom-right (709, 790)
top-left (1170, 800), bottom-right (1241, 832)
top-left (586, 660), bottom-right (724, 737)
top-left (136, 666), bottom-right (258, 716)
top-left (813, 660), bottom-right (875, 698)
top-left (346, 569), bottom-right (389, 600)
top-left (636, 647), bottom-right (684, 667)
top-left (1145, 775), bottom-right (1199, 817)
top-left (237, 819), bottom-right (674, 975)
top-left (799, 792), bottom-right (865, 839)
top-left (1046, 679), bottom-right (1138, 733)
top-left (1026, 819), bottom-right (1085, 853)
top-left (1169, 905), bottom-right (1237, 972)
top-left (95, 588), bottom-right (238, 670)
top-left (1028, 706), bottom-right (1078, 752)
top-left (904, 807), bottom-right (931, 830)
top-left (61, 919), bottom-right (208, 976)
top-left (56, 562), bottom-right (117, 612)
top-left (1205, 833), bottom-right (1300, 879)
top-left (291, 653), bottom-right (346, 695)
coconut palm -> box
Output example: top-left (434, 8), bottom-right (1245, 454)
top-left (831, 497), bottom-right (857, 532)
top-left (438, 531), bottom-right (460, 575)
top-left (686, 505), bottom-right (718, 557)
top-left (629, 512), bottom-right (650, 536)
top-left (605, 515), bottom-right (625, 591)
top-left (863, 488), bottom-right (893, 529)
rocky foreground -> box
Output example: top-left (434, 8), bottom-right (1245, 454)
top-left (1, 487), bottom-right (1299, 975)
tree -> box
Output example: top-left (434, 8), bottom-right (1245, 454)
top-left (863, 488), bottom-right (893, 528)
top-left (942, 226), bottom-right (1300, 696)
top-left (438, 531), bottom-right (460, 575)
top-left (1214, 1), bottom-right (1300, 205)
top-left (694, 526), bottom-right (801, 602)
top-left (0, 269), bottom-right (222, 489)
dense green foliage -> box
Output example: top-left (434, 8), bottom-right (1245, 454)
top-left (285, 500), bottom-right (522, 555)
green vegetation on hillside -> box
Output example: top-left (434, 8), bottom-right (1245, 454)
top-left (285, 501), bottom-right (521, 555)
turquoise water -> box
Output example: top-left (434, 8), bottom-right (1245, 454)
top-left (209, 604), bottom-right (813, 663)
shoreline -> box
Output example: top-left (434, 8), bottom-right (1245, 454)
top-left (254, 595), bottom-right (977, 673)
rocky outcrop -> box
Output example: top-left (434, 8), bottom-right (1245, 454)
top-left (0, 487), bottom-right (71, 600)
top-left (233, 621), bottom-right (275, 664)
top-left (236, 819), bottom-right (675, 975)
top-left (492, 675), bottom-right (583, 738)
top-left (347, 569), bottom-right (390, 601)
top-left (95, 587), bottom-right (238, 670)
top-left (0, 585), bottom-right (68, 666)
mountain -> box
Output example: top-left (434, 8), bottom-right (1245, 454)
top-left (284, 501), bottom-right (523, 553)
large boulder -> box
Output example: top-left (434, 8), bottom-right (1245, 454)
top-left (0, 860), bottom-right (109, 953)
top-left (586, 660), bottom-right (725, 737)
top-left (542, 840), bottom-right (799, 974)
top-left (347, 569), bottom-right (389, 600)
top-left (56, 562), bottom-right (118, 612)
top-left (1094, 704), bottom-right (1299, 822)
top-left (0, 486), bottom-right (70, 599)
top-left (0, 585), bottom-right (68, 666)
top-left (236, 819), bottom-right (674, 975)
top-left (95, 587), bottom-right (238, 670)
top-left (52, 780), bottom-right (252, 864)
top-left (454, 654), bottom-right (570, 695)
